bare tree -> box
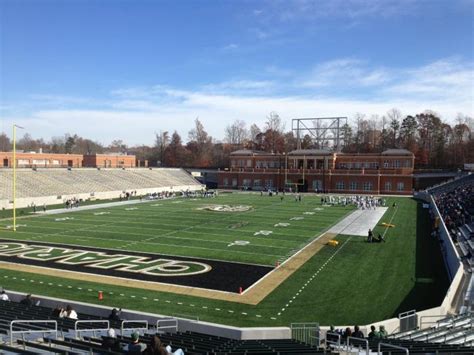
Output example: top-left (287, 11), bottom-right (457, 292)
top-left (0, 132), bottom-right (11, 151)
top-left (188, 118), bottom-right (213, 167)
top-left (224, 119), bottom-right (248, 147)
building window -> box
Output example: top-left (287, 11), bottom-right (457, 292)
top-left (350, 181), bottom-right (357, 190)
top-left (243, 179), bottom-right (251, 187)
top-left (384, 160), bottom-right (389, 168)
top-left (253, 179), bottom-right (262, 188)
top-left (232, 178), bottom-right (238, 187)
top-left (363, 182), bottom-right (372, 191)
top-left (385, 182), bottom-right (392, 191)
top-left (404, 160), bottom-right (411, 168)
top-left (247, 159), bottom-right (252, 167)
top-left (394, 160), bottom-right (400, 168)
top-left (336, 181), bottom-right (345, 190)
top-left (312, 180), bottom-right (322, 191)
top-left (265, 179), bottom-right (273, 188)
top-left (369, 162), bottom-right (378, 169)
top-left (354, 162), bottom-right (361, 169)
top-left (397, 182), bottom-right (405, 191)
top-left (223, 178), bottom-right (229, 186)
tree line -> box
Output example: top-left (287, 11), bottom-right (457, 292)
top-left (1, 109), bottom-right (472, 169)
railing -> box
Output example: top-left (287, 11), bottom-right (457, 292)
top-left (10, 320), bottom-right (57, 345)
top-left (325, 331), bottom-right (341, 348)
top-left (74, 320), bottom-right (109, 339)
top-left (378, 342), bottom-right (409, 354)
top-left (120, 320), bottom-right (148, 335)
top-left (223, 167), bottom-right (413, 175)
top-left (290, 322), bottom-right (319, 346)
top-left (156, 318), bottom-right (178, 333)
top-left (346, 336), bottom-right (369, 353)
top-left (419, 314), bottom-right (446, 329)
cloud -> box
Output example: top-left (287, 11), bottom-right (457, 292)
top-left (2, 57), bottom-right (472, 145)
top-left (262, 0), bottom-right (418, 22)
top-left (384, 58), bottom-right (474, 102)
top-left (221, 43), bottom-right (239, 51)
top-left (201, 80), bottom-right (275, 95)
top-left (301, 58), bottom-right (391, 88)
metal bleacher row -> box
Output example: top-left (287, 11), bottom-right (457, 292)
top-left (0, 168), bottom-right (201, 200)
top-left (323, 313), bottom-right (474, 354)
top-left (0, 300), bottom-right (324, 354)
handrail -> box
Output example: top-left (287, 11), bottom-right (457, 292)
top-left (172, 313), bottom-right (200, 321)
top-left (325, 331), bottom-right (341, 348)
top-left (346, 336), bottom-right (369, 354)
top-left (378, 342), bottom-right (409, 354)
top-left (120, 320), bottom-right (148, 335)
top-left (420, 314), bottom-right (446, 329)
top-left (10, 320), bottom-right (57, 345)
top-left (156, 318), bottom-right (178, 333)
top-left (74, 320), bottom-right (109, 339)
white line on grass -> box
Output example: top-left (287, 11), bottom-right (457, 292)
top-left (276, 236), bottom-right (352, 317)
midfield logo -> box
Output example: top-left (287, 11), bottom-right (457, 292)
top-left (0, 242), bottom-right (211, 277)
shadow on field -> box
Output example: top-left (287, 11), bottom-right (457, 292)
top-left (393, 200), bottom-right (450, 316)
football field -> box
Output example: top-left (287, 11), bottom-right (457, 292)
top-left (0, 193), bottom-right (450, 327)
top-left (0, 193), bottom-right (354, 265)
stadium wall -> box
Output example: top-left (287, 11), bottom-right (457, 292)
top-left (4, 290), bottom-right (291, 340)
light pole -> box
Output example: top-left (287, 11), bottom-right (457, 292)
top-left (12, 124), bottom-right (24, 232)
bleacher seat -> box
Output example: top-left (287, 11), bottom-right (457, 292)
top-left (0, 168), bottom-right (201, 201)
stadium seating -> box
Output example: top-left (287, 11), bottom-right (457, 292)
top-left (0, 167), bottom-right (201, 200)
top-left (3, 299), bottom-right (474, 354)
top-left (0, 299), bottom-right (325, 354)
top-left (431, 174), bottom-right (474, 272)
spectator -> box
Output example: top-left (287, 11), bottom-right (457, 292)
top-left (326, 325), bottom-right (339, 344)
top-left (108, 308), bottom-right (122, 322)
top-left (61, 305), bottom-right (78, 320)
top-left (165, 344), bottom-right (185, 355)
top-left (352, 325), bottom-right (364, 338)
top-left (343, 327), bottom-right (352, 338)
top-left (142, 335), bottom-right (167, 355)
top-left (0, 290), bottom-right (9, 301)
top-left (125, 331), bottom-right (146, 354)
top-left (368, 325), bottom-right (377, 339)
top-left (52, 305), bottom-right (63, 317)
top-left (20, 294), bottom-right (33, 307)
top-left (378, 325), bottom-right (388, 339)
top-left (102, 328), bottom-right (122, 352)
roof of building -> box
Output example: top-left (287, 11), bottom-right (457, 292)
top-left (381, 149), bottom-right (414, 156)
top-left (230, 149), bottom-right (276, 156)
top-left (288, 149), bottom-right (333, 156)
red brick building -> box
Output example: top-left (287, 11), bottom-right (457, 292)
top-left (218, 149), bottom-right (414, 195)
top-left (82, 154), bottom-right (136, 168)
top-left (0, 152), bottom-right (136, 168)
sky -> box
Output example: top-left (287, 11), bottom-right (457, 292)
top-left (0, 0), bottom-right (473, 146)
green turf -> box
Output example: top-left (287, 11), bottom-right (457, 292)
top-left (0, 194), bottom-right (450, 326)
top-left (0, 194), bottom-right (354, 265)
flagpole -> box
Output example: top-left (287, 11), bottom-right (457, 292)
top-left (12, 124), bottom-right (24, 232)
top-left (13, 124), bottom-right (17, 231)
